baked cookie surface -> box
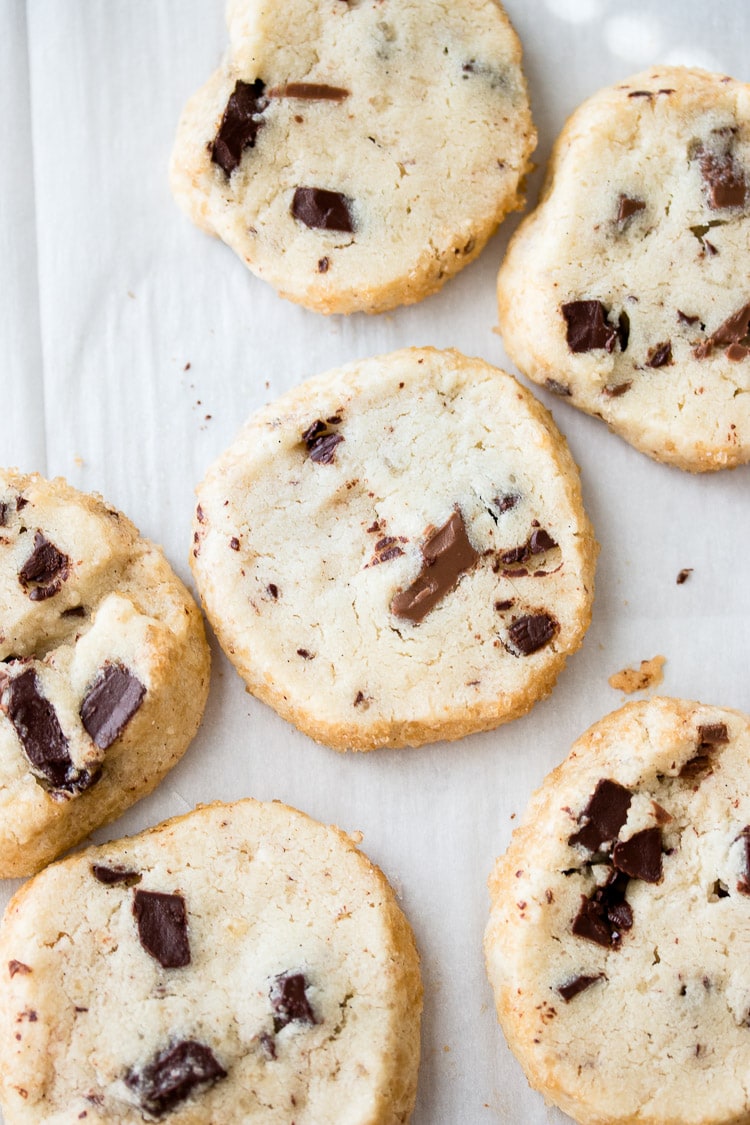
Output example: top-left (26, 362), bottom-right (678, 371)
top-left (0, 798), bottom-right (422, 1124)
top-left (485, 697), bottom-right (750, 1125)
top-left (170, 0), bottom-right (535, 314)
top-left (191, 348), bottom-right (597, 751)
top-left (0, 470), bottom-right (210, 876)
top-left (497, 66), bottom-right (750, 471)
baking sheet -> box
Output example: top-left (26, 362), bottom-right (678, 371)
top-left (1, 1), bottom-right (749, 1121)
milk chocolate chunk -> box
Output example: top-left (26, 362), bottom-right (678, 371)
top-left (2, 667), bottom-right (86, 792)
top-left (507, 613), bottom-right (556, 656)
top-left (91, 864), bottom-right (142, 887)
top-left (557, 973), bottom-right (604, 1002)
top-left (616, 195), bottom-right (645, 225)
top-left (709, 302), bottom-right (750, 347)
top-left (391, 510), bottom-right (478, 624)
top-left (211, 79), bottom-right (268, 176)
top-left (271, 83), bottom-right (349, 101)
top-left (698, 722), bottom-right (729, 746)
top-left (126, 1040), bottom-right (227, 1118)
top-left (573, 870), bottom-right (632, 948)
top-left (270, 971), bottom-right (318, 1032)
top-left (292, 187), bottom-right (354, 232)
top-left (602, 381), bottom-right (632, 398)
top-left (561, 300), bottom-right (618, 353)
top-left (133, 890), bottom-right (190, 969)
top-left (646, 341), bottom-right (673, 368)
top-left (613, 826), bottom-right (663, 883)
top-left (698, 147), bottom-right (747, 209)
top-left (569, 779), bottom-right (632, 851)
top-left (18, 532), bottom-right (69, 601)
top-left (80, 663), bottom-right (146, 750)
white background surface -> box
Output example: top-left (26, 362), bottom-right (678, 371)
top-left (1, 2), bottom-right (749, 1122)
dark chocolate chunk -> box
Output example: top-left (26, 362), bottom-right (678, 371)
top-left (211, 79), bottom-right (268, 176)
top-left (133, 890), bottom-right (190, 969)
top-left (18, 532), bottom-right (69, 601)
top-left (229, 537), bottom-right (240, 550)
top-left (292, 187), bottom-right (354, 232)
top-left (507, 613), bottom-right (556, 656)
top-left (698, 722), bottom-right (729, 746)
top-left (270, 971), bottom-right (318, 1033)
top-left (646, 341), bottom-right (673, 368)
top-left (545, 378), bottom-right (572, 397)
top-left (126, 1040), bottom-right (226, 1117)
top-left (676, 568), bottom-right (693, 584)
top-left (557, 974), bottom-right (604, 1002)
top-left (679, 752), bottom-right (714, 780)
top-left (391, 510), bottom-right (479, 624)
top-left (309, 432), bottom-right (344, 464)
top-left (561, 301), bottom-right (618, 353)
top-left (0, 502), bottom-right (7, 527)
top-left (572, 870), bottom-right (633, 948)
top-left (271, 83), bottom-right (349, 101)
top-left (2, 668), bottom-right (92, 792)
top-left (616, 195), bottom-right (645, 225)
top-left (613, 826), bottom-right (663, 883)
top-left (267, 583), bottom-right (279, 599)
top-left (617, 310), bottom-right (630, 352)
top-left (61, 604), bottom-right (86, 618)
top-left (697, 147), bottom-right (747, 209)
top-left (80, 664), bottom-right (146, 750)
top-left (92, 864), bottom-right (142, 887)
top-left (569, 779), bottom-right (632, 852)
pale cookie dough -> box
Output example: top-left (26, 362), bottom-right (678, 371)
top-left (170, 0), bottom-right (535, 314)
top-left (0, 798), bottom-right (423, 1124)
top-left (497, 66), bottom-right (750, 471)
top-left (191, 347), bottom-right (597, 751)
top-left (485, 697), bottom-right (750, 1125)
top-left (0, 470), bottom-right (210, 877)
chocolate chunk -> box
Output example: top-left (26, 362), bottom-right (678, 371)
top-left (697, 148), bottom-right (747, 209)
top-left (494, 494), bottom-right (520, 513)
top-left (500, 528), bottom-right (557, 565)
top-left (736, 827), bottom-right (750, 895)
top-left (80, 664), bottom-right (146, 750)
top-left (726, 343), bottom-right (750, 360)
top-left (602, 381), bottom-right (632, 397)
top-left (391, 510), bottom-right (479, 624)
top-left (8, 961), bottom-right (31, 978)
top-left (698, 722), bottom-right (729, 746)
top-left (267, 583), bottom-right (279, 599)
top-left (92, 864), bottom-right (141, 887)
top-left (712, 303), bottom-right (750, 345)
top-left (613, 826), bottom-right (663, 883)
top-left (572, 870), bottom-right (633, 948)
top-left (569, 779), bottom-right (632, 852)
top-left (271, 83), bottom-right (349, 101)
top-left (133, 890), bottom-right (190, 969)
top-left (646, 341), bottom-right (673, 368)
top-left (309, 433), bottom-right (344, 464)
top-left (317, 256), bottom-right (330, 273)
top-left (18, 532), bottom-right (69, 601)
top-left (0, 502), bottom-right (7, 527)
top-left (507, 613), bottom-right (557, 656)
top-left (61, 605), bottom-right (86, 618)
top-left (676, 568), bottom-right (693, 584)
top-left (617, 311), bottom-right (630, 352)
top-left (16, 496), bottom-right (28, 511)
top-left (229, 537), bottom-right (240, 550)
top-left (681, 721), bottom-right (730, 779)
top-left (557, 974), bottom-right (604, 1002)
top-left (616, 196), bottom-right (645, 225)
top-left (211, 79), bottom-right (268, 176)
top-left (270, 971), bottom-right (318, 1032)
top-left (2, 667), bottom-right (93, 792)
top-left (292, 187), bottom-right (354, 232)
top-left (677, 310), bottom-right (700, 326)
top-left (679, 752), bottom-right (714, 780)
top-left (561, 301), bottom-right (618, 353)
top-left (126, 1040), bottom-right (226, 1117)
top-left (628, 90), bottom-right (653, 99)
top-left (545, 378), bottom-right (572, 397)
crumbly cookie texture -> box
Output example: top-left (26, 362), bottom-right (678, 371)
top-left (170, 0), bottom-right (535, 315)
top-left (0, 799), bottom-right (422, 1124)
top-left (485, 697), bottom-right (750, 1125)
top-left (191, 347), bottom-right (597, 751)
top-left (497, 66), bottom-right (750, 472)
top-left (0, 470), bottom-right (210, 876)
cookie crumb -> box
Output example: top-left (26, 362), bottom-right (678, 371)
top-left (609, 655), bottom-right (666, 694)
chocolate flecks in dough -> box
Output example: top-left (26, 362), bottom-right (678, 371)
top-left (507, 613), bottom-right (557, 657)
top-left (676, 568), bottom-right (693, 584)
top-left (211, 79), bottom-right (268, 176)
top-left (2, 667), bottom-right (94, 793)
top-left (91, 864), bottom-right (142, 887)
top-left (317, 257), bottom-right (330, 273)
top-left (133, 890), bottom-right (191, 969)
top-left (267, 583), bottom-right (279, 599)
top-left (196, 505), bottom-right (206, 524)
top-left (628, 90), bottom-right (653, 99)
top-left (270, 971), bottom-right (318, 1033)
top-left (698, 722), bottom-right (729, 746)
top-left (369, 535), bottom-right (406, 566)
top-left (259, 1032), bottom-right (276, 1060)
top-left (500, 528), bottom-right (557, 566)
top-left (296, 648), bottom-right (314, 659)
top-left (646, 341), bottom-right (673, 368)
top-left (270, 82), bottom-right (349, 101)
top-left (229, 537), bottom-right (240, 550)
top-left (613, 826), bottom-right (663, 883)
top-left (391, 510), bottom-right (479, 624)
top-left (18, 532), bottom-right (69, 601)
top-left (16, 497), bottom-right (28, 511)
top-left (494, 493), bottom-right (520, 514)
top-left (0, 502), bottom-right (7, 527)
top-left (603, 381), bottom-right (632, 397)
top-left (561, 301), bottom-right (618, 354)
top-left (569, 779), bottom-right (632, 852)
top-left (292, 187), bottom-right (354, 232)
top-left (572, 870), bottom-right (633, 948)
top-left (494, 599), bottom-right (514, 612)
top-left (557, 974), bottom-right (605, 1002)
top-left (697, 147), bottom-right (747, 209)
top-left (677, 310), bottom-right (701, 327)
top-left (8, 961), bottom-right (31, 978)
top-left (545, 378), bottom-right (572, 397)
top-left (126, 1040), bottom-right (227, 1118)
top-left (616, 196), bottom-right (645, 225)
top-left (80, 664), bottom-right (146, 750)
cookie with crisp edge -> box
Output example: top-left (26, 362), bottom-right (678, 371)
top-left (0, 470), bottom-right (210, 876)
top-left (170, 0), bottom-right (535, 315)
top-left (0, 798), bottom-right (422, 1124)
top-left (485, 697), bottom-right (750, 1125)
top-left (497, 66), bottom-right (750, 471)
top-left (191, 347), bottom-right (597, 751)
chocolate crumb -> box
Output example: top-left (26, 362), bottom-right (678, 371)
top-left (616, 196), bottom-right (645, 225)
top-left (317, 257), bottom-right (330, 273)
top-left (676, 568), bottom-right (693, 584)
top-left (229, 537), bottom-right (240, 551)
top-left (603, 381), bottom-right (632, 398)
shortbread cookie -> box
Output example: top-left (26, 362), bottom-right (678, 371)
top-left (485, 697), bottom-right (750, 1125)
top-left (191, 348), bottom-right (597, 751)
top-left (0, 470), bottom-right (210, 876)
top-left (170, 0), bottom-right (535, 314)
top-left (497, 66), bottom-right (750, 471)
top-left (0, 798), bottom-right (422, 1124)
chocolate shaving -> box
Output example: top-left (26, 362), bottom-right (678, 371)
top-left (613, 826), bottom-right (663, 883)
top-left (391, 510), bottom-right (478, 624)
top-left (507, 613), bottom-right (557, 656)
top-left (211, 79), bottom-right (268, 176)
top-left (125, 1040), bottom-right (226, 1117)
top-left (133, 890), bottom-right (190, 969)
top-left (80, 664), bottom-right (146, 750)
top-left (561, 300), bottom-right (618, 353)
top-left (646, 341), bottom-right (673, 368)
top-left (292, 187), bottom-right (354, 232)
top-left (569, 779), bottom-right (632, 852)
top-left (92, 864), bottom-right (142, 887)
top-left (557, 974), bottom-right (604, 1002)
top-left (572, 870), bottom-right (633, 948)
top-left (270, 971), bottom-right (318, 1033)
top-left (18, 532), bottom-right (69, 601)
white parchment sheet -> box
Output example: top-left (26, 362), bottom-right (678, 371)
top-left (1, 2), bottom-right (749, 1121)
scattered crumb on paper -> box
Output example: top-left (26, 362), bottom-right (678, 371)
top-left (676, 568), bottom-right (693, 584)
top-left (609, 655), bottom-right (666, 694)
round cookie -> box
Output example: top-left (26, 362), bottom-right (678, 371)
top-left (496, 66), bottom-right (750, 472)
top-left (485, 697), bottom-right (750, 1125)
top-left (0, 470), bottom-right (210, 877)
top-left (0, 798), bottom-right (423, 1124)
top-left (191, 347), bottom-right (597, 751)
top-left (170, 0), bottom-right (535, 315)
